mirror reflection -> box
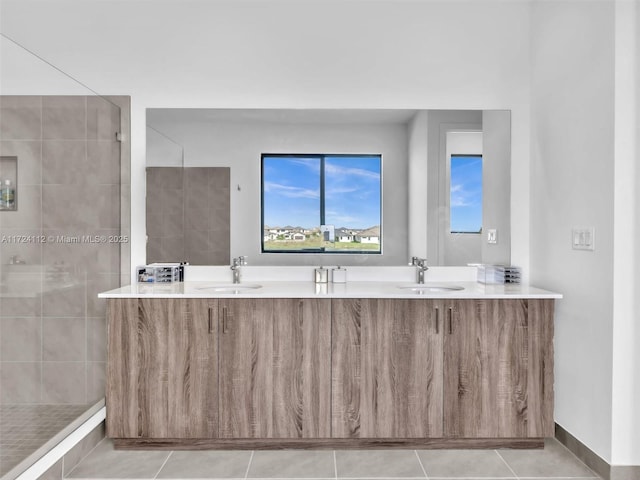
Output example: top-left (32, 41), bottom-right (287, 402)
top-left (146, 109), bottom-right (510, 267)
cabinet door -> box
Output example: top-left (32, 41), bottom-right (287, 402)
top-left (332, 299), bottom-right (443, 438)
top-left (443, 299), bottom-right (532, 438)
top-left (218, 298), bottom-right (331, 438)
top-left (106, 298), bottom-right (218, 438)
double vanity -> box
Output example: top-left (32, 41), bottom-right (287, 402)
top-left (101, 268), bottom-right (561, 451)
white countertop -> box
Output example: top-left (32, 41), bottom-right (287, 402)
top-left (98, 281), bottom-right (562, 299)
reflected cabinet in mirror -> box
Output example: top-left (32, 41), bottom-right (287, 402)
top-left (146, 109), bottom-right (510, 267)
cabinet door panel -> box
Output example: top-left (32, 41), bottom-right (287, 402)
top-left (106, 299), bottom-right (139, 438)
top-left (444, 299), bottom-right (528, 438)
top-left (527, 299), bottom-right (555, 436)
top-left (332, 299), bottom-right (443, 438)
top-left (106, 298), bottom-right (217, 439)
top-left (219, 299), bottom-right (331, 438)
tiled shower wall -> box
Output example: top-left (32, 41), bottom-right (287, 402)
top-left (0, 95), bottom-right (128, 406)
top-left (146, 166), bottom-right (230, 265)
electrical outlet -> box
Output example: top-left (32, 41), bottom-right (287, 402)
top-left (572, 227), bottom-right (595, 251)
top-left (487, 229), bottom-right (497, 244)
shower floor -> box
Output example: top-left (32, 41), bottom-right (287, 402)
top-left (0, 404), bottom-right (89, 478)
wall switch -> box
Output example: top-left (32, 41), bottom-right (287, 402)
top-left (572, 227), bottom-right (595, 251)
top-left (487, 229), bottom-right (497, 244)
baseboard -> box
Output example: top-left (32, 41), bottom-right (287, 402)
top-left (555, 423), bottom-right (640, 480)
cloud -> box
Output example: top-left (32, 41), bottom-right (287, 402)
top-left (264, 181), bottom-right (319, 199)
top-left (325, 162), bottom-right (380, 181)
top-left (450, 183), bottom-right (479, 207)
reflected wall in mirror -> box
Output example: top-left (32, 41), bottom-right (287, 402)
top-left (146, 109), bottom-right (510, 266)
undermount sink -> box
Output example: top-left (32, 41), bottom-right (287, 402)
top-left (397, 284), bottom-right (465, 293)
top-left (195, 284), bottom-right (262, 293)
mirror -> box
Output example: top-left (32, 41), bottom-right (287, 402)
top-left (146, 109), bottom-right (510, 267)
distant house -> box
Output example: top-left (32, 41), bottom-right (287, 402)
top-left (292, 233), bottom-right (306, 241)
top-left (357, 226), bottom-right (380, 244)
top-left (335, 228), bottom-right (356, 242)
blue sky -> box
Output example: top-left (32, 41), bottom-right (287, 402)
top-left (263, 155), bottom-right (381, 229)
top-left (450, 155), bottom-right (483, 233)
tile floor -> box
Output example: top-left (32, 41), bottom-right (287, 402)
top-left (64, 437), bottom-right (601, 480)
top-left (0, 404), bottom-right (89, 477)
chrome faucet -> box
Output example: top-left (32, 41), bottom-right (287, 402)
top-left (411, 257), bottom-right (428, 284)
top-left (231, 256), bottom-right (247, 284)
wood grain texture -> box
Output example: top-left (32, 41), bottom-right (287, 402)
top-left (106, 299), bottom-right (139, 438)
top-left (106, 298), bottom-right (217, 439)
top-left (218, 299), bottom-right (331, 438)
top-left (527, 299), bottom-right (555, 436)
top-left (443, 299), bottom-right (529, 438)
top-left (332, 299), bottom-right (443, 438)
top-left (113, 437), bottom-right (543, 450)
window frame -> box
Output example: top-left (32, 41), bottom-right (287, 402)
top-left (260, 153), bottom-right (383, 254)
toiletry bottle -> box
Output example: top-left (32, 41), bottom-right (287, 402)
top-left (1, 180), bottom-right (15, 210)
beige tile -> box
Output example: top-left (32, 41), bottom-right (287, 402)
top-left (87, 140), bottom-right (121, 184)
top-left (157, 450), bottom-right (252, 478)
top-left (498, 438), bottom-right (598, 478)
top-left (0, 362), bottom-right (41, 403)
top-left (42, 96), bottom-right (86, 140)
top-left (248, 450), bottom-right (335, 478)
top-left (42, 140), bottom-right (89, 184)
top-left (86, 361), bottom-right (106, 403)
top-left (42, 283), bottom-right (85, 317)
top-left (86, 317), bottom-right (106, 361)
top-left (161, 235), bottom-right (185, 262)
top-left (41, 361), bottom-right (86, 404)
top-left (66, 438), bottom-right (170, 478)
top-left (43, 317), bottom-right (86, 361)
top-left (335, 450), bottom-right (425, 478)
top-left (1, 317), bottom-right (41, 361)
top-left (87, 97), bottom-right (120, 141)
top-left (0, 96), bottom-right (42, 140)
top-left (418, 449), bottom-right (514, 477)
top-left (0, 295), bottom-right (42, 317)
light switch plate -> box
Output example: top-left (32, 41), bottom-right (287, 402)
top-left (487, 229), bottom-right (497, 244)
top-left (572, 227), bottom-right (595, 251)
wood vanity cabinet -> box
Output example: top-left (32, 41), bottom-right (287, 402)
top-left (331, 298), bottom-right (555, 441)
top-left (106, 298), bottom-right (218, 439)
top-left (106, 296), bottom-right (554, 448)
top-left (217, 298), bottom-right (331, 439)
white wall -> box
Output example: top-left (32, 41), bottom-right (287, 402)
top-left (530, 0), bottom-right (616, 464)
top-left (611, 0), bottom-right (640, 466)
top-left (0, 0), bottom-right (533, 280)
top-left (408, 111), bottom-right (429, 260)
top-left (146, 112), bottom-right (409, 265)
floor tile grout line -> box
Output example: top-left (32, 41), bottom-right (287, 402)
top-left (333, 450), bottom-right (338, 480)
top-left (152, 449), bottom-right (172, 480)
top-left (64, 435), bottom-right (107, 478)
top-left (414, 449), bottom-right (429, 479)
top-left (243, 450), bottom-right (254, 479)
top-left (495, 449), bottom-right (520, 479)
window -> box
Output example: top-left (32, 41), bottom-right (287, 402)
top-left (261, 154), bottom-right (382, 253)
top-left (450, 154), bottom-right (482, 233)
